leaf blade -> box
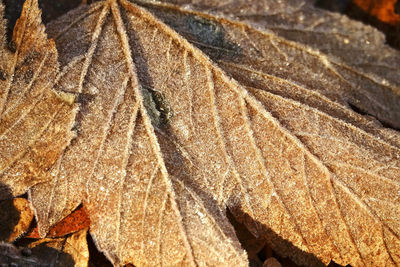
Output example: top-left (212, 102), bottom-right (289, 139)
top-left (26, 0), bottom-right (400, 266)
top-left (0, 0), bottom-right (77, 198)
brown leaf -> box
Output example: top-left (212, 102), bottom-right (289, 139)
top-left (0, 0), bottom-right (77, 198)
top-left (63, 229), bottom-right (90, 267)
top-left (138, 2), bottom-right (400, 265)
top-left (11, 0), bottom-right (400, 266)
top-left (30, 1), bottom-right (247, 265)
top-left (139, 0), bottom-right (400, 132)
top-left (147, 0), bottom-right (400, 96)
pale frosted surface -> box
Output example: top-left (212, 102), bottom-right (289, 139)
top-left (0, 0), bottom-right (76, 199)
top-left (13, 0), bottom-right (400, 266)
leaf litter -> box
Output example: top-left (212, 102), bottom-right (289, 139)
top-left (0, 0), bottom-right (399, 266)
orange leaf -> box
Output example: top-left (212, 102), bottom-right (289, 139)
top-left (352, 0), bottom-right (400, 25)
top-left (27, 206), bottom-right (90, 238)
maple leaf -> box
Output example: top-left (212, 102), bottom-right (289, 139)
top-left (148, 0), bottom-right (400, 93)
top-left (0, 0), bottom-right (77, 199)
top-left (139, 0), bottom-right (400, 131)
top-left (140, 2), bottom-right (400, 265)
top-left (1, 0), bottom-right (400, 266)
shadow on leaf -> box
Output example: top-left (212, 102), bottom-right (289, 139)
top-left (0, 183), bottom-right (19, 242)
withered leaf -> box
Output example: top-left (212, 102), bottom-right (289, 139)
top-left (27, 206), bottom-right (90, 238)
top-left (0, 0), bottom-right (77, 198)
top-left (148, 0), bottom-right (400, 93)
top-left (138, 0), bottom-right (400, 132)
top-left (139, 3), bottom-right (400, 265)
top-left (15, 0), bottom-right (400, 266)
top-left (31, 1), bottom-right (247, 265)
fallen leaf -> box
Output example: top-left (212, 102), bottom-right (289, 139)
top-left (99, 2), bottom-right (400, 264)
top-left (352, 0), bottom-right (400, 26)
top-left (31, 1), bottom-right (247, 265)
top-left (63, 229), bottom-right (90, 267)
top-left (5, 0), bottom-right (400, 266)
top-left (26, 205), bottom-right (90, 239)
top-left (139, 0), bottom-right (400, 130)
top-left (0, 0), bottom-right (77, 199)
top-left (151, 0), bottom-right (400, 89)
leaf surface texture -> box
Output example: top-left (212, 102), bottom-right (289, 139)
top-left (140, 0), bottom-right (400, 131)
top-left (0, 0), bottom-right (77, 198)
top-left (17, 0), bottom-right (400, 266)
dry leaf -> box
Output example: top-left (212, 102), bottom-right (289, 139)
top-left (136, 2), bottom-right (400, 265)
top-left (352, 0), bottom-right (400, 25)
top-left (30, 1), bottom-right (247, 265)
top-left (148, 0), bottom-right (400, 99)
top-left (63, 229), bottom-right (90, 267)
top-left (30, 0), bottom-right (400, 265)
top-left (3, 0), bottom-right (399, 266)
top-left (0, 0), bottom-right (77, 198)
top-left (139, 0), bottom-right (400, 133)
top-left (27, 205), bottom-right (90, 239)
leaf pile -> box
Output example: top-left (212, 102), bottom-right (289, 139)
top-left (0, 0), bottom-right (399, 266)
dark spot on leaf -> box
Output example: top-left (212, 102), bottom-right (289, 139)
top-left (141, 85), bottom-right (173, 127)
top-left (182, 16), bottom-right (242, 60)
top-left (24, 69), bottom-right (33, 83)
top-left (7, 40), bottom-right (16, 53)
top-left (22, 51), bottom-right (40, 66)
top-left (64, 93), bottom-right (94, 139)
top-left (71, 93), bottom-right (96, 137)
top-left (144, 4), bottom-right (243, 61)
top-left (0, 69), bottom-right (7, 81)
top-left (76, 93), bottom-right (95, 109)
